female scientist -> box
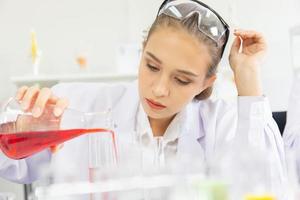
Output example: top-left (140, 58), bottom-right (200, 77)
top-left (0, 0), bottom-right (286, 194)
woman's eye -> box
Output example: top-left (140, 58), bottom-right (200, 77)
top-left (147, 64), bottom-right (159, 72)
top-left (175, 77), bottom-right (191, 85)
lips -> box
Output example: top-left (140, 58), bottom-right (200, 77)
top-left (145, 98), bottom-right (166, 110)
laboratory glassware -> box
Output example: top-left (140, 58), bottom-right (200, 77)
top-left (0, 98), bottom-right (115, 160)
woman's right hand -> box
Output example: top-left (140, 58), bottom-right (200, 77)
top-left (16, 85), bottom-right (69, 118)
top-left (16, 85), bottom-right (69, 153)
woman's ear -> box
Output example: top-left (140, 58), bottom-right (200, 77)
top-left (204, 74), bottom-right (216, 89)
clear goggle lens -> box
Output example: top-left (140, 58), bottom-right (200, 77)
top-left (158, 0), bottom-right (229, 47)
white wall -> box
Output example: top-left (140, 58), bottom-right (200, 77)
top-left (0, 0), bottom-right (131, 103)
top-left (1, 0), bottom-right (299, 110)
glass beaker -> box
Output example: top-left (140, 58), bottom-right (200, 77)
top-left (0, 97), bottom-right (115, 160)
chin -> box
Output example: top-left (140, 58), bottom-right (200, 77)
top-left (146, 111), bottom-right (165, 119)
top-left (143, 105), bottom-right (175, 121)
top-left (141, 101), bottom-right (164, 119)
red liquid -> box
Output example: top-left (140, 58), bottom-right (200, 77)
top-left (0, 128), bottom-right (116, 160)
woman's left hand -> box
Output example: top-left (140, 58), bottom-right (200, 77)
top-left (229, 29), bottom-right (267, 96)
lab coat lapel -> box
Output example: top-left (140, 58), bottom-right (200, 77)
top-left (112, 81), bottom-right (140, 133)
top-left (177, 102), bottom-right (206, 162)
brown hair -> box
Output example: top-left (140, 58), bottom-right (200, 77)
top-left (143, 14), bottom-right (223, 100)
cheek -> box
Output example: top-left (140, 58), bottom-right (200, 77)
top-left (139, 65), bottom-right (148, 86)
top-left (138, 63), bottom-right (153, 94)
top-left (171, 81), bottom-right (207, 105)
top-left (170, 86), bottom-right (198, 109)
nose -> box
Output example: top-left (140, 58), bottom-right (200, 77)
top-left (152, 76), bottom-right (170, 98)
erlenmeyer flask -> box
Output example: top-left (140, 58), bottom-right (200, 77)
top-left (0, 98), bottom-right (114, 160)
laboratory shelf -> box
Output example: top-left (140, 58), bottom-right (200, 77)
top-left (10, 73), bottom-right (138, 87)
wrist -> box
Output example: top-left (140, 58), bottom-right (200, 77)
top-left (234, 68), bottom-right (263, 96)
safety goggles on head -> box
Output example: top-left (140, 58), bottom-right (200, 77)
top-left (157, 0), bottom-right (230, 56)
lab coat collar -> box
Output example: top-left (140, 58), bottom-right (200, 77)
top-left (181, 101), bottom-right (204, 141)
top-left (176, 100), bottom-right (206, 163)
top-left (112, 80), bottom-right (140, 134)
top-left (136, 103), bottom-right (152, 145)
top-left (136, 102), bottom-right (184, 144)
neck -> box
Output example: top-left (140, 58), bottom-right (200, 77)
top-left (148, 115), bottom-right (176, 137)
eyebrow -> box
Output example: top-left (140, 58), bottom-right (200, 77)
top-left (176, 69), bottom-right (199, 77)
top-left (146, 51), bottom-right (199, 77)
top-left (146, 52), bottom-right (162, 64)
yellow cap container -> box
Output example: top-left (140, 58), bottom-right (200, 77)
top-left (245, 195), bottom-right (275, 200)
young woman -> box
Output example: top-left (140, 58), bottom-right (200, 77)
top-left (0, 0), bottom-right (286, 195)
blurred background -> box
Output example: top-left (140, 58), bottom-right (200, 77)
top-left (0, 0), bottom-right (300, 199)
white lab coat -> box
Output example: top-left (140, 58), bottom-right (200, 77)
top-left (283, 75), bottom-right (300, 176)
top-left (0, 81), bottom-right (286, 197)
